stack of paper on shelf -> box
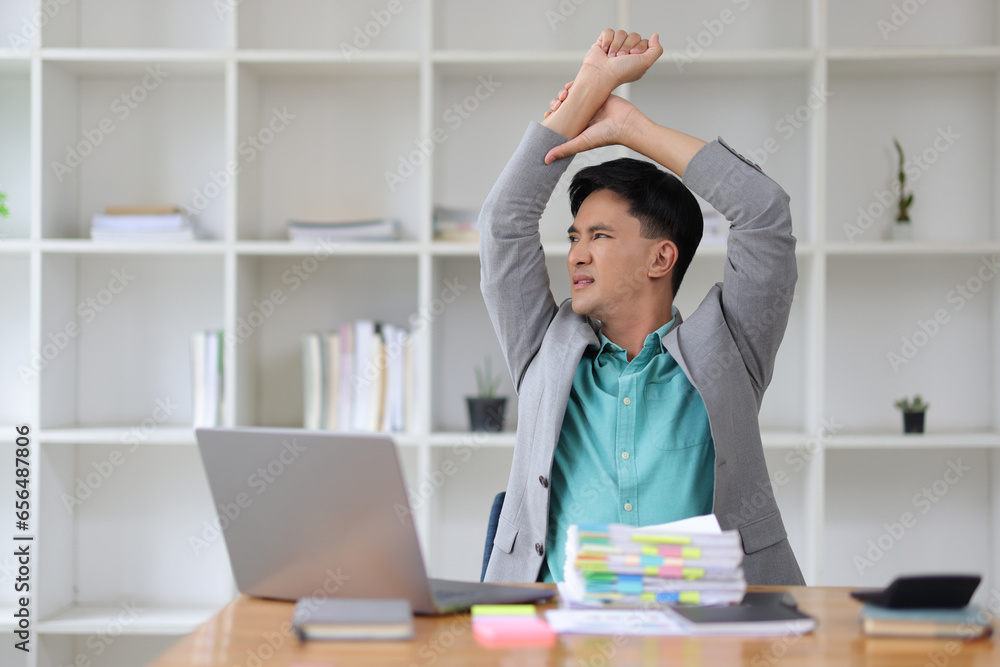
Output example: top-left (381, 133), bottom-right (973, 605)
top-left (191, 330), bottom-right (224, 426)
top-left (433, 206), bottom-right (480, 242)
top-left (91, 206), bottom-right (197, 241)
top-left (287, 218), bottom-right (399, 242)
top-left (302, 321), bottom-right (414, 433)
top-left (562, 522), bottom-right (746, 608)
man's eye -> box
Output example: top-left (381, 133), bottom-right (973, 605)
top-left (568, 236), bottom-right (578, 243)
top-left (595, 233), bottom-right (609, 239)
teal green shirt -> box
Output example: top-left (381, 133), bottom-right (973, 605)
top-left (541, 318), bottom-right (716, 582)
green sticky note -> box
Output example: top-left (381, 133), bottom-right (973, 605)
top-left (471, 604), bottom-right (536, 617)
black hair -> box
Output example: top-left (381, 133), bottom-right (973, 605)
top-left (569, 157), bottom-right (703, 296)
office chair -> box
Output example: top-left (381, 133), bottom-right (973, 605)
top-left (480, 491), bottom-right (505, 582)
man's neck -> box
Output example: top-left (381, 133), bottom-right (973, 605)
top-left (600, 304), bottom-right (673, 361)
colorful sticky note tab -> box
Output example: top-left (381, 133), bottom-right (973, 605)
top-left (471, 604), bottom-right (537, 617)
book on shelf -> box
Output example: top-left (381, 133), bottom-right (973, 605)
top-left (91, 205), bottom-right (198, 241)
top-left (302, 333), bottom-right (324, 430)
top-left (352, 320), bottom-right (376, 431)
top-left (433, 205), bottom-right (480, 243)
top-left (191, 330), bottom-right (224, 427)
top-left (287, 217), bottom-right (399, 242)
top-left (337, 322), bottom-right (355, 431)
top-left (302, 320), bottom-right (414, 433)
top-left (322, 331), bottom-right (340, 431)
top-left (859, 603), bottom-right (993, 639)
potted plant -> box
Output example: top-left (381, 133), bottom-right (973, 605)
top-left (0, 190), bottom-right (9, 222)
top-left (894, 395), bottom-right (928, 434)
top-left (466, 356), bottom-right (507, 432)
top-left (890, 138), bottom-right (914, 240)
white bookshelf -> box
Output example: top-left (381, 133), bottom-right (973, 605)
top-left (0, 0), bottom-right (998, 664)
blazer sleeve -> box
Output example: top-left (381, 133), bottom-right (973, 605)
top-left (682, 138), bottom-right (798, 397)
top-left (479, 122), bottom-right (575, 392)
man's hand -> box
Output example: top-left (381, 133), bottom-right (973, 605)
top-left (540, 29), bottom-right (661, 143)
top-left (579, 29), bottom-right (663, 91)
top-left (544, 92), bottom-right (645, 164)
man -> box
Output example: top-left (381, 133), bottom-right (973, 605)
top-left (479, 29), bottom-right (804, 585)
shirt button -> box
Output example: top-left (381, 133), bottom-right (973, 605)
top-left (623, 397), bottom-right (631, 406)
top-left (538, 475), bottom-right (549, 488)
top-left (621, 451), bottom-right (629, 460)
top-left (624, 503), bottom-right (633, 512)
top-left (535, 543), bottom-right (545, 556)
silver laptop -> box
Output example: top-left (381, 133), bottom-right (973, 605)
top-left (195, 427), bottom-right (554, 614)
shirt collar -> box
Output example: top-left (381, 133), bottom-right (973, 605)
top-left (597, 316), bottom-right (677, 358)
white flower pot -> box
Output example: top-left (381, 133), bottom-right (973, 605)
top-left (891, 222), bottom-right (913, 241)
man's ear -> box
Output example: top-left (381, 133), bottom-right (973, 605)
top-left (648, 239), bottom-right (678, 279)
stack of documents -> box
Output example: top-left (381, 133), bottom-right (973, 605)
top-left (433, 206), bottom-right (480, 242)
top-left (287, 218), bottom-right (398, 242)
top-left (91, 206), bottom-right (197, 241)
top-left (562, 521), bottom-right (746, 608)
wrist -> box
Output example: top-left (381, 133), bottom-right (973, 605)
top-left (573, 63), bottom-right (617, 99)
top-left (542, 79), bottom-right (608, 139)
top-left (620, 109), bottom-right (653, 153)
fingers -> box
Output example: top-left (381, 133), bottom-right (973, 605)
top-left (607, 30), bottom-right (628, 56)
top-left (596, 28), bottom-right (615, 54)
top-left (597, 29), bottom-right (659, 58)
top-left (643, 33), bottom-right (663, 60)
top-left (618, 32), bottom-right (643, 56)
top-left (546, 81), bottom-right (572, 116)
top-left (544, 135), bottom-right (586, 164)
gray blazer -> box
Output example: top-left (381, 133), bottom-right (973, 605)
top-left (480, 122), bottom-right (805, 586)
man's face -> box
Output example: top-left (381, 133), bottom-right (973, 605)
top-left (567, 189), bottom-right (663, 322)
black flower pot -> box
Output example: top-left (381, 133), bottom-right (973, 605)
top-left (467, 397), bottom-right (507, 432)
top-left (903, 412), bottom-right (925, 434)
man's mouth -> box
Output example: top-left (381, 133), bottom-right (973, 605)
top-left (573, 275), bottom-right (594, 290)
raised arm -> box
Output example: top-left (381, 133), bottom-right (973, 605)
top-left (542, 64), bottom-right (796, 396)
top-left (541, 29), bottom-right (662, 141)
top-left (479, 30), bottom-right (662, 392)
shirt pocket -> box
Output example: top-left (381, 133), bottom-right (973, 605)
top-left (644, 378), bottom-right (714, 451)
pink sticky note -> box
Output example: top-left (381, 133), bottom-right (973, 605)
top-left (473, 616), bottom-right (556, 649)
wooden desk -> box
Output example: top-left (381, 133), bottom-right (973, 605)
top-left (151, 586), bottom-right (995, 666)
